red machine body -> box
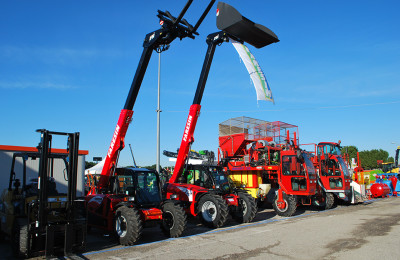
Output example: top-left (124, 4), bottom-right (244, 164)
top-left (219, 118), bottom-right (317, 216)
top-left (165, 104), bottom-right (219, 218)
top-left (390, 176), bottom-right (398, 196)
top-left (168, 104), bottom-right (201, 184)
top-left (302, 142), bottom-right (352, 207)
top-left (370, 183), bottom-right (390, 198)
top-left (88, 109), bottom-right (133, 195)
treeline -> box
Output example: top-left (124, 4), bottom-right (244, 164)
top-left (341, 145), bottom-right (394, 170)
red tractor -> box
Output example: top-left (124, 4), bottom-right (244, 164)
top-left (164, 150), bottom-right (258, 225)
top-left (218, 117), bottom-right (317, 217)
top-left (302, 142), bottom-right (352, 209)
top-left (85, 0), bottom-right (216, 245)
top-left (164, 2), bottom-right (279, 227)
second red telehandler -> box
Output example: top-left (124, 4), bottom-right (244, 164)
top-left (164, 2), bottom-right (279, 226)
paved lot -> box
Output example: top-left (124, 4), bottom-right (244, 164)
top-left (1, 198), bottom-right (399, 259)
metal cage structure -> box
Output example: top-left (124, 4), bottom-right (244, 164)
top-left (218, 116), bottom-right (299, 145)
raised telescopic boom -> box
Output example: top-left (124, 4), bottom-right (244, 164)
top-left (90, 0), bottom-right (216, 195)
top-left (168, 2), bottom-right (279, 183)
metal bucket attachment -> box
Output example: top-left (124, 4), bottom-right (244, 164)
top-left (216, 2), bottom-right (279, 48)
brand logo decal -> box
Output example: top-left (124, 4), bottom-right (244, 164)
top-left (182, 115), bottom-right (193, 142)
top-left (108, 125), bottom-right (120, 158)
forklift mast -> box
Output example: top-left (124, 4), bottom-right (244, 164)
top-left (36, 129), bottom-right (81, 230)
top-left (93, 0), bottom-right (216, 194)
top-left (168, 2), bottom-right (279, 184)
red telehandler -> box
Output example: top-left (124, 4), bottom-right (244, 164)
top-left (218, 118), bottom-right (318, 217)
top-left (85, 0), bottom-right (216, 245)
top-left (301, 142), bottom-right (352, 209)
top-left (164, 2), bottom-right (279, 227)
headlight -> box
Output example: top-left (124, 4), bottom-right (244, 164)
top-left (170, 194), bottom-right (178, 199)
top-left (128, 197), bottom-right (135, 201)
top-left (215, 185), bottom-right (220, 189)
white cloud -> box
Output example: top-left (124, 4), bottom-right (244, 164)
top-left (0, 45), bottom-right (127, 65)
top-left (0, 81), bottom-right (75, 90)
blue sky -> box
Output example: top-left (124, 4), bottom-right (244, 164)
top-left (1, 0), bottom-right (399, 167)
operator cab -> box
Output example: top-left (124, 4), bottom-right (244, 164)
top-left (382, 162), bottom-right (394, 173)
top-left (113, 167), bottom-right (162, 207)
top-left (317, 142), bottom-right (342, 156)
top-left (182, 165), bottom-right (232, 192)
top-left (281, 151), bottom-right (316, 193)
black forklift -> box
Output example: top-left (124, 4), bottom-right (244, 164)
top-left (0, 129), bottom-right (86, 257)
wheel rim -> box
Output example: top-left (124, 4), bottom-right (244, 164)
top-left (240, 199), bottom-right (248, 215)
top-left (275, 198), bottom-right (288, 212)
top-left (201, 200), bottom-right (217, 222)
top-left (115, 215), bottom-right (127, 237)
top-left (163, 210), bottom-right (175, 230)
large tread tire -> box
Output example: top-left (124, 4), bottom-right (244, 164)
top-left (232, 191), bottom-right (257, 223)
top-left (313, 191), bottom-right (336, 210)
top-left (12, 218), bottom-right (29, 257)
top-left (325, 192), bottom-right (335, 210)
top-left (197, 194), bottom-right (228, 228)
top-left (161, 201), bottom-right (187, 238)
top-left (114, 206), bottom-right (142, 246)
top-left (272, 193), bottom-right (297, 217)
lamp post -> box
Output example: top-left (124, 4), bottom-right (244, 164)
top-left (156, 45), bottom-right (169, 174)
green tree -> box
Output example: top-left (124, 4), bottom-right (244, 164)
top-left (359, 149), bottom-right (389, 170)
top-left (85, 161), bottom-right (96, 169)
top-left (341, 145), bottom-right (358, 161)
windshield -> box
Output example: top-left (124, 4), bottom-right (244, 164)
top-left (282, 154), bottom-right (316, 180)
top-left (302, 153), bottom-right (316, 179)
top-left (318, 144), bottom-right (341, 156)
top-left (337, 156), bottom-right (351, 179)
top-left (382, 163), bottom-right (394, 173)
top-left (209, 167), bottom-right (232, 187)
top-left (117, 170), bottom-right (161, 205)
top-left (183, 166), bottom-right (232, 191)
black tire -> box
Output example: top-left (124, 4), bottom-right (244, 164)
top-left (325, 192), bottom-right (335, 210)
top-left (272, 193), bottom-right (297, 217)
top-left (114, 206), bottom-right (142, 246)
top-left (161, 201), bottom-right (187, 238)
top-left (232, 192), bottom-right (257, 223)
top-left (313, 191), bottom-right (335, 210)
top-left (197, 194), bottom-right (228, 228)
top-left (12, 218), bottom-right (29, 257)
top-left (0, 221), bottom-right (2, 242)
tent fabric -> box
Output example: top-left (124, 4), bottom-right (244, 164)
top-left (85, 158), bottom-right (105, 175)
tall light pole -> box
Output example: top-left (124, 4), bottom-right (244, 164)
top-left (156, 45), bottom-right (169, 173)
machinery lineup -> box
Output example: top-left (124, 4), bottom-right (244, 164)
top-left (0, 1), bottom-right (399, 258)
